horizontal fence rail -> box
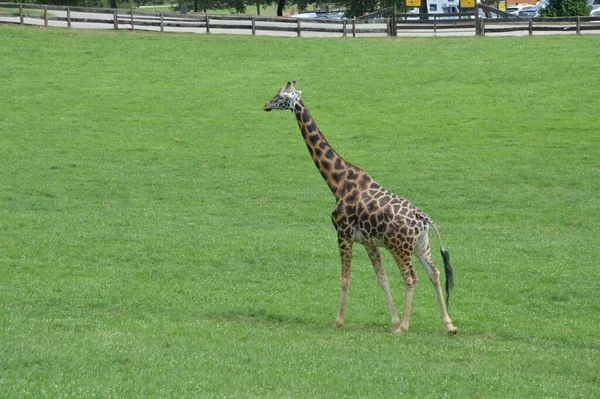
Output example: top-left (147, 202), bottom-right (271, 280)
top-left (0, 2), bottom-right (388, 36)
top-left (396, 12), bottom-right (475, 36)
top-left (480, 16), bottom-right (600, 35)
top-left (1, 2), bottom-right (599, 36)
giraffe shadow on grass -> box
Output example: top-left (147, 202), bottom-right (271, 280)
top-left (205, 308), bottom-right (405, 334)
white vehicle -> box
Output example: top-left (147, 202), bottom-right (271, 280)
top-left (427, 0), bottom-right (461, 15)
top-left (291, 11), bottom-right (347, 19)
top-left (536, 0), bottom-right (549, 13)
top-left (588, 0), bottom-right (600, 9)
top-left (506, 3), bottom-right (532, 15)
top-left (406, 0), bottom-right (461, 19)
top-left (517, 5), bottom-right (538, 16)
top-left (291, 12), bottom-right (318, 18)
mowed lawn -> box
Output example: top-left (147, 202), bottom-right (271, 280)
top-left (1, 25), bottom-right (598, 397)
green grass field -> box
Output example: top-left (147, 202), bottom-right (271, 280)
top-left (1, 25), bottom-right (599, 397)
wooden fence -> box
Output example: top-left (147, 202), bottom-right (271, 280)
top-left (0, 2), bottom-right (388, 37)
top-left (1, 2), bottom-right (599, 37)
top-left (396, 12), bottom-right (476, 36)
top-left (394, 4), bottom-right (600, 36)
top-left (477, 16), bottom-right (600, 35)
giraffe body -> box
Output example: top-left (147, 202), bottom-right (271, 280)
top-left (264, 81), bottom-right (457, 335)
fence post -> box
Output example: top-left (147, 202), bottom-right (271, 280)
top-left (352, 19), bottom-right (356, 37)
top-left (160, 12), bottom-right (164, 32)
top-left (130, 0), bottom-right (134, 31)
top-left (528, 18), bottom-right (533, 35)
top-left (474, 3), bottom-right (480, 35)
top-left (476, 15), bottom-right (485, 35)
top-left (251, 16), bottom-right (256, 35)
top-left (43, 5), bottom-right (48, 27)
top-left (113, 10), bottom-right (118, 30)
top-left (392, 5), bottom-right (397, 36)
top-left (342, 19), bottom-right (347, 37)
top-left (296, 19), bottom-right (301, 36)
top-left (19, 4), bottom-right (23, 25)
top-left (576, 16), bottom-right (580, 34)
top-left (206, 14), bottom-right (210, 33)
top-left (433, 15), bottom-right (437, 35)
top-left (67, 7), bottom-right (71, 28)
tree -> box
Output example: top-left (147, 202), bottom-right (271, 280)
top-left (343, 0), bottom-right (403, 18)
top-left (177, 0), bottom-right (245, 13)
top-left (245, 0), bottom-right (273, 15)
top-left (276, 0), bottom-right (285, 15)
top-left (542, 0), bottom-right (590, 16)
top-left (248, 0), bottom-right (313, 16)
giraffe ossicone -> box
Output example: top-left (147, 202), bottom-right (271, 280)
top-left (263, 81), bottom-right (457, 335)
top-left (263, 81), bottom-right (302, 112)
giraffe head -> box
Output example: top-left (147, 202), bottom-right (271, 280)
top-left (263, 81), bottom-right (302, 112)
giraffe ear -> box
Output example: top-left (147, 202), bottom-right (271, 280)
top-left (296, 90), bottom-right (302, 98)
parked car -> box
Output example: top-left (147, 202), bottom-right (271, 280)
top-left (506, 4), bottom-right (532, 15)
top-left (536, 0), bottom-right (549, 13)
top-left (588, 0), bottom-right (600, 10)
top-left (517, 5), bottom-right (538, 17)
top-left (321, 11), bottom-right (346, 19)
top-left (590, 8), bottom-right (600, 21)
top-left (291, 12), bottom-right (318, 18)
top-left (291, 11), bottom-right (347, 19)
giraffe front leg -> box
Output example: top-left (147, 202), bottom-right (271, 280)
top-left (335, 238), bottom-right (352, 329)
top-left (400, 280), bottom-right (416, 333)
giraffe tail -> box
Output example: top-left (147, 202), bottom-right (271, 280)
top-left (430, 222), bottom-right (454, 312)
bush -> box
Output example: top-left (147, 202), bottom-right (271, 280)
top-left (542, 0), bottom-right (591, 16)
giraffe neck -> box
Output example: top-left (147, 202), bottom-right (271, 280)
top-left (293, 100), bottom-right (360, 197)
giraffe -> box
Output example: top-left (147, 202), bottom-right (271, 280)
top-left (263, 81), bottom-right (457, 335)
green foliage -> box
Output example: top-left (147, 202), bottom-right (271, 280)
top-left (345, 0), bottom-right (403, 17)
top-left (1, 25), bottom-right (599, 397)
top-left (542, 0), bottom-right (590, 16)
top-left (176, 0), bottom-right (246, 13)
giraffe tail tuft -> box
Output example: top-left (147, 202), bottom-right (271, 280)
top-left (440, 248), bottom-right (453, 312)
top-left (430, 221), bottom-right (454, 313)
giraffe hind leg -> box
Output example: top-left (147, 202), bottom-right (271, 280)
top-left (364, 245), bottom-right (401, 333)
top-left (415, 232), bottom-right (457, 335)
top-left (390, 248), bottom-right (418, 333)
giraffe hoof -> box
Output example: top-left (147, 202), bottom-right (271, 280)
top-left (335, 319), bottom-right (344, 329)
top-left (392, 324), bottom-right (407, 334)
top-left (446, 327), bottom-right (458, 336)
